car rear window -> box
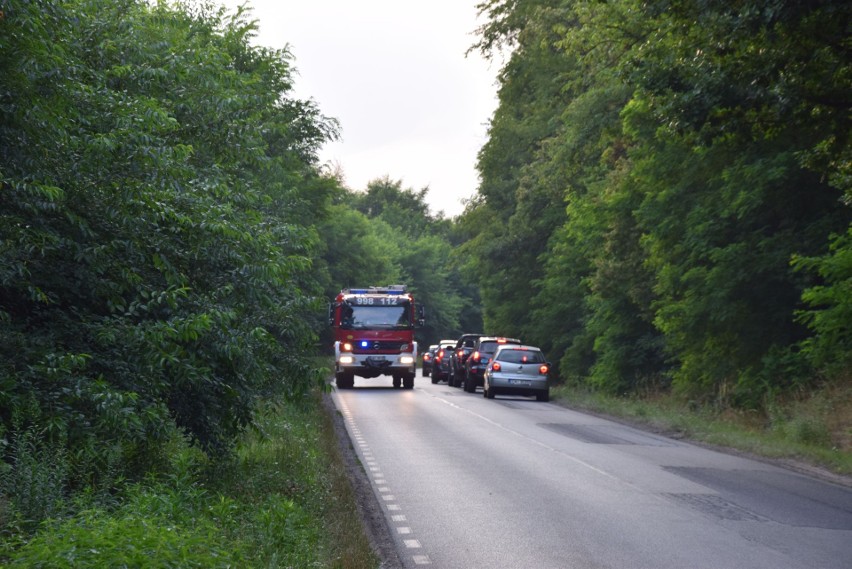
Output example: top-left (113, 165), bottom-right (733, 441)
top-left (496, 349), bottom-right (545, 364)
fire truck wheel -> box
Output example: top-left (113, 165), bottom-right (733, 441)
top-left (392, 375), bottom-right (402, 389)
top-left (431, 375), bottom-right (438, 384)
top-left (336, 372), bottom-right (354, 389)
top-left (403, 374), bottom-right (414, 389)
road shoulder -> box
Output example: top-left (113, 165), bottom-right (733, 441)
top-left (322, 391), bottom-right (404, 569)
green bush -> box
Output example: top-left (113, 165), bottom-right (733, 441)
top-left (1, 0), bottom-right (335, 493)
top-left (4, 508), bottom-right (243, 568)
top-left (794, 227), bottom-right (852, 378)
top-left (0, 426), bottom-right (70, 530)
top-left (210, 495), bottom-right (321, 568)
top-left (768, 401), bottom-right (833, 447)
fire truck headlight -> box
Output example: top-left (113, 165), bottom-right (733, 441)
top-left (339, 355), bottom-right (354, 364)
top-left (342, 342), bottom-right (352, 352)
top-left (399, 356), bottom-right (414, 365)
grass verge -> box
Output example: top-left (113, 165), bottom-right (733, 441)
top-left (550, 381), bottom-right (852, 478)
top-left (1, 389), bottom-right (378, 568)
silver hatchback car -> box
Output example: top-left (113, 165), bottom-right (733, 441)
top-left (483, 344), bottom-right (550, 402)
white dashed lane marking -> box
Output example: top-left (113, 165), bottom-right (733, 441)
top-left (336, 394), bottom-right (432, 566)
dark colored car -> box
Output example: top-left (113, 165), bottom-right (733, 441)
top-left (449, 333), bottom-right (484, 387)
top-left (422, 344), bottom-right (438, 377)
top-left (463, 336), bottom-right (521, 393)
top-left (431, 340), bottom-right (457, 384)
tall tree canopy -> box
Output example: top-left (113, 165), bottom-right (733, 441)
top-left (0, 0), bottom-right (338, 473)
top-left (462, 0), bottom-right (850, 404)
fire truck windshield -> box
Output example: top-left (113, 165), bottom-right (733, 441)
top-left (340, 301), bottom-right (412, 330)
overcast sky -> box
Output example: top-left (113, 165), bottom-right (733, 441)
top-left (216, 1), bottom-right (500, 218)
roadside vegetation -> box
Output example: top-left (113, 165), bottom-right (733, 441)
top-left (0, 1), bottom-right (376, 564)
top-left (1, 392), bottom-right (377, 567)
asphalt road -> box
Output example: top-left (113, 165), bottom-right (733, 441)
top-left (331, 372), bottom-right (852, 569)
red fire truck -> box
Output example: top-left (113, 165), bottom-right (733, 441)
top-left (328, 285), bottom-right (424, 389)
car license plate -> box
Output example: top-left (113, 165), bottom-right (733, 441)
top-left (509, 379), bottom-right (531, 386)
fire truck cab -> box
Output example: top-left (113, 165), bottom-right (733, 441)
top-left (328, 285), bottom-right (424, 389)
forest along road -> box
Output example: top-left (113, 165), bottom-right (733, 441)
top-left (331, 373), bottom-right (852, 569)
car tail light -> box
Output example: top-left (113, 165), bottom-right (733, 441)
top-left (457, 349), bottom-right (464, 358)
top-left (471, 351), bottom-right (481, 362)
top-left (492, 362), bottom-right (502, 372)
top-left (539, 365), bottom-right (549, 375)
top-left (423, 353), bottom-right (431, 361)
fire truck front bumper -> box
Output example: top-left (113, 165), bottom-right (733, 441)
top-left (336, 353), bottom-right (416, 378)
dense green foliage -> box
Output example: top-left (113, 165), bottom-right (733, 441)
top-left (3, 394), bottom-right (376, 568)
top-left (0, 0), bottom-right (338, 526)
top-left (463, 0), bottom-right (850, 405)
